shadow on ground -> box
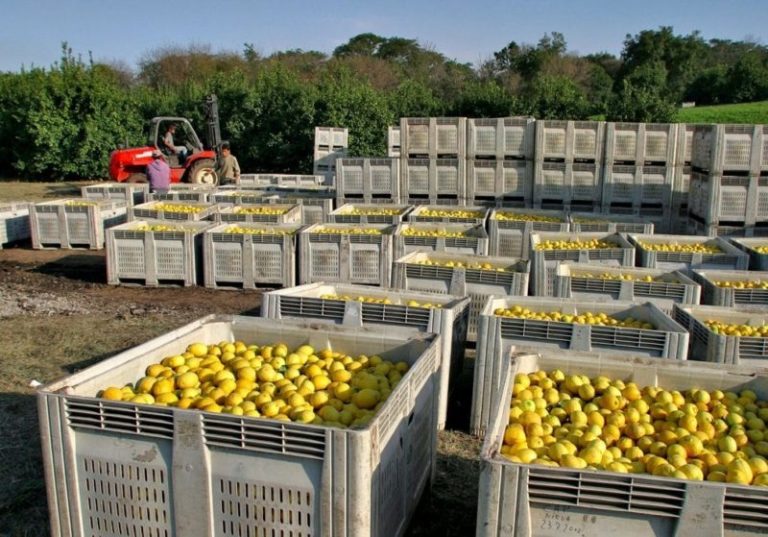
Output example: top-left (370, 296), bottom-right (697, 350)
top-left (32, 253), bottom-right (106, 284)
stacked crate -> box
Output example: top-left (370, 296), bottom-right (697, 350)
top-left (400, 117), bottom-right (467, 205)
top-left (81, 182), bottom-right (149, 208)
top-left (601, 123), bottom-right (677, 232)
top-left (0, 202), bottom-right (30, 248)
top-left (313, 126), bottom-right (348, 186)
top-left (30, 198), bottom-right (127, 249)
top-left (671, 123), bottom-right (696, 233)
top-left (238, 173), bottom-right (326, 188)
top-left (387, 126), bottom-right (401, 157)
top-left (688, 124), bottom-right (768, 237)
top-left (465, 117), bottom-right (535, 207)
top-left (335, 157), bottom-right (401, 205)
top-left (260, 186), bottom-right (335, 225)
top-left (533, 120), bottom-right (605, 212)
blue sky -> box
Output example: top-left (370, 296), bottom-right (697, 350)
top-left (2, 0), bottom-right (767, 72)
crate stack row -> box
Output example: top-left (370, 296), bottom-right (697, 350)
top-left (312, 126), bottom-right (348, 186)
top-left (687, 124), bottom-right (768, 237)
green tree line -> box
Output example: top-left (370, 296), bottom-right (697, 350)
top-left (1, 28), bottom-right (767, 180)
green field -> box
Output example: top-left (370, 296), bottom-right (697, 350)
top-left (675, 100), bottom-right (768, 124)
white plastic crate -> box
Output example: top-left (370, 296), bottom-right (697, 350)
top-left (238, 173), bottom-right (327, 188)
top-left (407, 204), bottom-right (489, 225)
top-left (336, 157), bottom-right (401, 205)
top-left (388, 126), bottom-right (401, 158)
top-left (106, 219), bottom-right (214, 286)
top-left (530, 231), bottom-right (636, 296)
top-left (691, 123), bottom-right (768, 174)
top-left (691, 269), bottom-right (768, 307)
top-left (570, 212), bottom-right (655, 234)
top-left (686, 219), bottom-right (768, 239)
top-left (476, 350), bottom-right (768, 536)
top-left (401, 157), bottom-right (466, 204)
top-left (601, 165), bottom-right (674, 215)
top-left (210, 189), bottom-right (269, 205)
top-left (603, 122), bottom-right (678, 166)
top-left (670, 164), bottom-right (692, 234)
top-left (30, 198), bottom-right (127, 249)
top-left (629, 233), bottom-right (749, 271)
top-left (298, 223), bottom-right (394, 286)
top-left (688, 170), bottom-right (768, 227)
top-left (534, 120), bottom-right (605, 162)
top-left (730, 237), bottom-right (768, 270)
top-left (150, 190), bottom-right (212, 203)
top-left (260, 188), bottom-right (335, 225)
top-left (391, 251), bottom-right (530, 341)
top-left (554, 263), bottom-right (700, 313)
top-left (81, 182), bottom-right (149, 207)
top-left (488, 208), bottom-right (569, 260)
top-left (38, 315), bottom-right (439, 537)
top-left (216, 203), bottom-right (302, 224)
top-left (466, 117), bottom-right (535, 160)
top-left (262, 283), bottom-right (470, 430)
top-left (130, 200), bottom-right (218, 222)
top-left (203, 222), bottom-right (301, 289)
top-left (674, 123), bottom-right (696, 165)
top-left (674, 303), bottom-right (768, 365)
top-left (393, 222), bottom-right (489, 259)
top-left (329, 203), bottom-right (412, 224)
top-left (533, 161), bottom-right (602, 211)
top-left (313, 126), bottom-right (349, 183)
top-left (465, 159), bottom-right (534, 207)
top-left (0, 201), bottom-right (30, 248)
top-left (399, 117), bottom-right (467, 158)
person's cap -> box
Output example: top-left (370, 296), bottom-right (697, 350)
top-left (152, 149), bottom-right (163, 158)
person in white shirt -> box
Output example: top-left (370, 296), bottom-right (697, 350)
top-left (162, 123), bottom-right (188, 163)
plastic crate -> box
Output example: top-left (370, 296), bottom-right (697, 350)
top-left (691, 123), bottom-right (768, 175)
top-left (393, 222), bottom-right (489, 259)
top-left (262, 283), bottom-right (470, 430)
top-left (686, 218), bottom-right (768, 238)
top-left (336, 157), bottom-right (401, 205)
top-left (329, 203), bottom-right (412, 224)
top-left (81, 182), bottom-right (149, 207)
top-left (569, 212), bottom-right (655, 234)
top-left (601, 165), bottom-right (674, 215)
top-left (216, 203), bottom-right (302, 224)
top-left (674, 303), bottom-right (768, 365)
top-left (488, 208), bottom-right (569, 260)
top-left (30, 198), bottom-right (127, 249)
top-left (730, 237), bottom-right (768, 270)
top-left (260, 188), bottom-right (335, 225)
top-left (533, 161), bottom-right (602, 211)
top-left (691, 268), bottom-right (768, 307)
top-left (298, 223), bottom-right (394, 286)
top-left (603, 122), bottom-right (677, 166)
top-left (106, 219), bottom-right (214, 286)
top-left (407, 204), bottom-right (489, 225)
top-left (465, 160), bottom-right (534, 207)
top-left (629, 233), bottom-right (749, 271)
top-left (534, 120), bottom-right (605, 162)
top-left (476, 350), bottom-right (768, 536)
top-left (466, 117), bottom-right (535, 160)
top-left (688, 170), bottom-right (768, 227)
top-left (130, 200), bottom-right (218, 222)
top-left (401, 157), bottom-right (466, 203)
top-left (399, 117), bottom-right (467, 158)
top-left (670, 164), bottom-right (692, 234)
top-left (203, 222), bottom-right (301, 289)
top-left (388, 126), bottom-right (400, 158)
top-left (210, 189), bottom-right (270, 205)
top-left (554, 263), bottom-right (701, 313)
top-left (0, 201), bottom-right (30, 248)
top-left (391, 251), bottom-right (530, 341)
top-left (530, 231), bottom-right (636, 296)
top-left (238, 173), bottom-right (327, 188)
top-left (150, 190), bottom-right (212, 203)
top-left (675, 123), bottom-right (696, 165)
top-left (38, 315), bottom-right (439, 537)
top-left (313, 126), bottom-right (349, 182)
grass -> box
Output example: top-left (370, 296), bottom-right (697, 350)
top-left (0, 179), bottom-right (93, 203)
top-left (675, 100), bottom-right (768, 124)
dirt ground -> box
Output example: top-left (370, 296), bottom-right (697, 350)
top-left (0, 236), bottom-right (482, 535)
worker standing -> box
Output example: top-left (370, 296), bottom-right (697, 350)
top-left (216, 142), bottom-right (241, 185)
top-left (147, 150), bottom-right (171, 194)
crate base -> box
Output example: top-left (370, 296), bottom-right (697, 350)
top-left (205, 280), bottom-right (285, 291)
top-left (34, 241), bottom-right (105, 250)
top-left (109, 277), bottom-right (196, 287)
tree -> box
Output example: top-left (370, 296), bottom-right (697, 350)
top-left (686, 66), bottom-right (728, 105)
top-left (387, 80), bottom-right (442, 119)
top-left (724, 52), bottom-right (768, 103)
top-left (523, 75), bottom-right (588, 119)
top-left (608, 61), bottom-right (677, 122)
top-left (333, 33), bottom-right (387, 57)
top-left (450, 81), bottom-right (517, 117)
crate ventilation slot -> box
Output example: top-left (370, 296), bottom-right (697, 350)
top-left (279, 297), bottom-right (345, 321)
top-left (724, 488), bottom-right (768, 528)
top-left (66, 399), bottom-right (174, 439)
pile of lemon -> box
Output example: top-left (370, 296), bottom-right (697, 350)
top-left (493, 212), bottom-right (563, 223)
top-left (535, 239), bottom-right (617, 251)
top-left (713, 279), bottom-right (768, 289)
top-left (319, 293), bottom-right (442, 309)
top-left (152, 203), bottom-right (206, 214)
top-left (312, 227), bottom-right (382, 235)
top-left (401, 227), bottom-right (470, 238)
top-left (340, 207), bottom-right (404, 216)
top-left (705, 320), bottom-right (768, 338)
top-left (638, 241), bottom-right (722, 254)
top-left (98, 341), bottom-right (409, 429)
top-left (413, 258), bottom-right (507, 272)
top-left (417, 208), bottom-right (484, 219)
top-left (133, 223), bottom-right (196, 233)
top-left (573, 272), bottom-right (663, 283)
top-left (501, 370), bottom-right (768, 486)
top-left (754, 246), bottom-right (768, 254)
top-left (493, 306), bottom-right (655, 330)
top-left (65, 200), bottom-right (99, 207)
top-left (221, 225), bottom-right (294, 235)
top-left (233, 206), bottom-right (289, 215)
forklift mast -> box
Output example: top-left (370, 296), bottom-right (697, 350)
top-left (204, 94), bottom-right (223, 159)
